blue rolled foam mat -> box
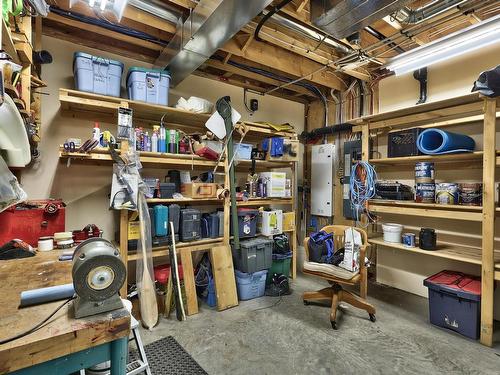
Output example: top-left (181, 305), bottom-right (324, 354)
top-left (416, 128), bottom-right (475, 155)
top-left (19, 283), bottom-right (75, 307)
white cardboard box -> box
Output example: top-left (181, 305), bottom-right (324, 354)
top-left (259, 210), bottom-right (283, 236)
top-left (260, 172), bottom-right (286, 198)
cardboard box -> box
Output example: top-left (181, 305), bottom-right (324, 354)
top-left (259, 210), bottom-right (283, 236)
top-left (128, 221), bottom-right (140, 240)
top-left (282, 212), bottom-right (295, 231)
top-left (266, 138), bottom-right (299, 162)
top-left (181, 183), bottom-right (217, 198)
top-left (260, 172), bottom-right (286, 198)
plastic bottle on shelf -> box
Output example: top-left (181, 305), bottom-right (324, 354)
top-left (151, 131), bottom-right (158, 153)
top-left (159, 125), bottom-right (166, 153)
top-left (144, 131), bottom-right (151, 152)
top-left (92, 122), bottom-right (100, 142)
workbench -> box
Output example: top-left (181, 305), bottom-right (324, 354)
top-left (0, 251), bottom-right (130, 375)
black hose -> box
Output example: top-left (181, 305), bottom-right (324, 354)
top-left (300, 123), bottom-right (353, 142)
top-left (254, 0), bottom-right (294, 42)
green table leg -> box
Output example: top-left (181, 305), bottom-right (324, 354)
top-left (110, 336), bottom-right (128, 375)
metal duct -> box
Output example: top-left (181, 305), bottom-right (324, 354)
top-left (155, 0), bottom-right (273, 87)
top-left (129, 0), bottom-right (182, 24)
top-left (310, 0), bottom-right (412, 39)
top-left (393, 0), bottom-right (467, 25)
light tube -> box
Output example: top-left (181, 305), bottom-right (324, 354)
top-left (386, 14), bottom-right (500, 75)
top-left (100, 0), bottom-right (108, 11)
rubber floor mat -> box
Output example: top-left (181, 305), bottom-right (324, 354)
top-left (130, 336), bottom-right (208, 375)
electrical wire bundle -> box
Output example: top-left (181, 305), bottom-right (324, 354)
top-left (350, 161), bottom-right (377, 226)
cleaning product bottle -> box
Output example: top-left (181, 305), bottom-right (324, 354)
top-left (159, 124), bottom-right (166, 153)
top-left (92, 122), bottom-right (100, 142)
top-left (145, 131), bottom-right (151, 152)
top-left (151, 131), bottom-right (158, 153)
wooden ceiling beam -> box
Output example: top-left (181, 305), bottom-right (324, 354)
top-left (194, 69), bottom-right (309, 104)
top-left (205, 58), bottom-right (317, 98)
top-left (221, 35), bottom-right (345, 90)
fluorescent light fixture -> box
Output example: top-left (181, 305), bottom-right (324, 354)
top-left (386, 14), bottom-right (500, 75)
top-left (69, 0), bottom-right (128, 21)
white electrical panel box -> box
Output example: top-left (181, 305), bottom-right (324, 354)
top-left (311, 144), bottom-right (335, 217)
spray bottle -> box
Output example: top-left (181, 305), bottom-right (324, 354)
top-left (92, 122), bottom-right (100, 142)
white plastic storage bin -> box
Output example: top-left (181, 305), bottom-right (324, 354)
top-left (235, 269), bottom-right (268, 301)
top-left (260, 172), bottom-right (286, 197)
top-left (234, 143), bottom-right (253, 160)
top-left (73, 52), bottom-right (123, 97)
top-left (259, 210), bottom-right (283, 236)
top-left (127, 67), bottom-right (170, 106)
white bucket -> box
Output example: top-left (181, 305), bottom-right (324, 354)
top-left (382, 223), bottom-right (403, 243)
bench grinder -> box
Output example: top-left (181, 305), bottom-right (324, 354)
top-left (72, 238), bottom-right (126, 319)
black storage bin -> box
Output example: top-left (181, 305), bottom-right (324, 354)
top-left (232, 208), bottom-right (258, 238)
top-left (232, 237), bottom-right (273, 273)
top-left (180, 209), bottom-right (201, 242)
top-left (168, 204), bottom-right (180, 242)
top-left (423, 270), bottom-right (481, 339)
top-left (159, 182), bottom-right (176, 198)
top-left (388, 128), bottom-right (423, 157)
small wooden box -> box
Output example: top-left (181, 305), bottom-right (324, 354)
top-left (283, 212), bottom-right (295, 231)
top-left (266, 138), bottom-right (299, 162)
top-left (181, 183), bottom-right (218, 198)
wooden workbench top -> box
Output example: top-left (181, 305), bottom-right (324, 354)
top-left (0, 250), bottom-right (130, 374)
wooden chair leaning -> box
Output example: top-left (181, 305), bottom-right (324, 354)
top-left (302, 225), bottom-right (376, 329)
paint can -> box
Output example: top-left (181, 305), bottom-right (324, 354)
top-left (402, 233), bottom-right (416, 248)
top-left (415, 183), bottom-right (435, 203)
top-left (435, 183), bottom-right (459, 205)
top-left (415, 162), bottom-right (435, 183)
top-left (458, 182), bottom-right (482, 206)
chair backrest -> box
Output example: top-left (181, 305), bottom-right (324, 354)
top-left (303, 225), bottom-right (368, 260)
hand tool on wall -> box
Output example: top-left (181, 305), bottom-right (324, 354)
top-left (169, 221), bottom-right (185, 321)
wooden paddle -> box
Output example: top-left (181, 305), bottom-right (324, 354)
top-left (138, 194), bottom-right (158, 329)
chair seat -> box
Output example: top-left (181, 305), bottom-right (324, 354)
top-left (303, 261), bottom-right (359, 280)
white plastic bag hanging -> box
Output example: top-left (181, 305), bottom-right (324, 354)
top-left (0, 156), bottom-right (27, 212)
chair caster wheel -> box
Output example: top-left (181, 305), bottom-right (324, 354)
top-left (369, 313), bottom-right (376, 322)
top-left (331, 321), bottom-right (337, 330)
top-left (303, 300), bottom-right (310, 306)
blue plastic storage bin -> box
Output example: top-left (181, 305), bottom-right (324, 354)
top-left (235, 143), bottom-right (253, 160)
top-left (127, 67), bottom-right (170, 106)
top-left (73, 52), bottom-right (123, 97)
top-left (235, 269), bottom-right (268, 301)
top-left (423, 270), bottom-right (481, 339)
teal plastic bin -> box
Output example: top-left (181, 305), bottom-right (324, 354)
top-left (73, 52), bottom-right (123, 97)
top-left (127, 67), bottom-right (170, 106)
top-left (235, 269), bottom-right (268, 300)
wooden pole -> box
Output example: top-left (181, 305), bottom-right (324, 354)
top-left (480, 98), bottom-right (496, 347)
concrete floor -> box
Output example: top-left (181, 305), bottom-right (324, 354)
top-left (141, 275), bottom-right (500, 375)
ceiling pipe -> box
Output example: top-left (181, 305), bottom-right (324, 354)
top-left (364, 26), bottom-right (405, 54)
top-left (267, 11), bottom-right (352, 54)
top-left (393, 0), bottom-right (468, 24)
top-left (128, 0), bottom-right (182, 24)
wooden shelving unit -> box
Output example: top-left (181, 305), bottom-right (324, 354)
top-left (355, 92), bottom-right (499, 346)
top-left (58, 89), bottom-right (298, 316)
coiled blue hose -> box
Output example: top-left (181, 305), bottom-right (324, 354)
top-left (350, 161), bottom-right (377, 225)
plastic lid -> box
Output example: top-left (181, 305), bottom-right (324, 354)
top-left (424, 270), bottom-right (481, 298)
top-left (73, 52), bottom-right (124, 68)
top-left (127, 66), bottom-right (171, 80)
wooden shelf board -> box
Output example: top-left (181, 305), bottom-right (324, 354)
top-left (146, 198), bottom-right (223, 204)
top-left (368, 200), bottom-right (483, 221)
top-left (370, 151), bottom-right (484, 166)
top-left (128, 237), bottom-right (224, 261)
top-left (350, 93), bottom-right (493, 131)
top-left (370, 237), bottom-right (500, 273)
top-left (1, 19), bottom-right (20, 64)
top-left (60, 88), bottom-right (210, 127)
top-left (59, 89), bottom-right (299, 137)
top-left (237, 198), bottom-right (293, 206)
top-left (235, 159), bottom-right (294, 170)
top-left (59, 148), bottom-right (218, 168)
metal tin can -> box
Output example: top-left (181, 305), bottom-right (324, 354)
top-left (415, 162), bottom-right (435, 183)
top-left (402, 233), bottom-right (416, 247)
top-left (435, 183), bottom-right (459, 205)
top-left (415, 183), bottom-right (435, 203)
top-left (458, 183), bottom-right (482, 206)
